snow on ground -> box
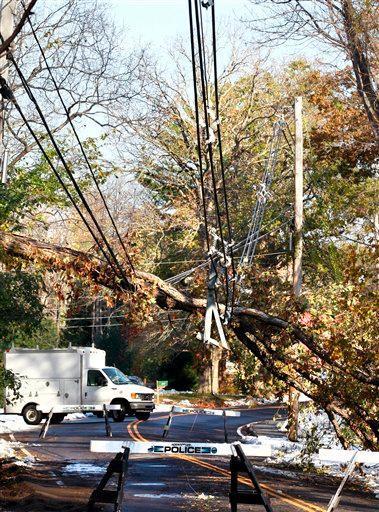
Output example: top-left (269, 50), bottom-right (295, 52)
top-left (64, 412), bottom-right (88, 421)
top-left (0, 409), bottom-right (38, 434)
top-left (0, 410), bottom-right (37, 464)
top-left (154, 403), bottom-right (174, 413)
top-left (63, 462), bottom-right (106, 474)
top-left (240, 405), bottom-right (379, 498)
top-left (0, 438), bottom-right (17, 459)
top-left (159, 389), bottom-right (194, 395)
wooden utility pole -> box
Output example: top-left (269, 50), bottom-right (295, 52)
top-left (0, 1), bottom-right (16, 184)
top-left (288, 96), bottom-right (303, 442)
top-left (293, 96), bottom-right (303, 297)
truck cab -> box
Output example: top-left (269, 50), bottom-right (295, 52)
top-left (4, 346), bottom-right (155, 425)
top-left (84, 366), bottom-right (154, 421)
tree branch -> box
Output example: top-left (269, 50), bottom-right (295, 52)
top-left (0, 0), bottom-right (38, 57)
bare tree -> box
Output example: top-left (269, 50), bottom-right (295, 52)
top-left (3, 0), bottom-right (146, 168)
top-left (245, 0), bottom-right (379, 140)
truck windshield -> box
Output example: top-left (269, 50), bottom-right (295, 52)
top-left (103, 367), bottom-right (132, 385)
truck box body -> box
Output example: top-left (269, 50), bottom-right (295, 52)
top-left (4, 347), bottom-right (155, 422)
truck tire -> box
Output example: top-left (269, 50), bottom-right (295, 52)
top-left (22, 404), bottom-right (43, 425)
top-left (112, 400), bottom-right (127, 422)
top-left (135, 411), bottom-right (150, 421)
top-left (51, 414), bottom-right (66, 424)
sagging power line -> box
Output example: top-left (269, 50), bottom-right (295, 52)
top-left (0, 49), bottom-right (134, 291)
top-left (26, 14), bottom-right (135, 274)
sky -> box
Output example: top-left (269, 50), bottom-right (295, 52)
top-left (108, 0), bottom-right (326, 65)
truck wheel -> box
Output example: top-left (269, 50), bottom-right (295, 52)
top-left (135, 412), bottom-right (150, 421)
top-left (50, 414), bottom-right (66, 424)
top-left (22, 404), bottom-right (43, 425)
top-left (112, 401), bottom-right (127, 422)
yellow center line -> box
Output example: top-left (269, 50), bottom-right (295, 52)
top-left (127, 418), bottom-right (325, 512)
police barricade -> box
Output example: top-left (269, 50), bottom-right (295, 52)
top-left (90, 441), bottom-right (273, 511)
top-left (162, 405), bottom-right (241, 442)
top-left (88, 446), bottom-right (130, 512)
top-left (38, 404), bottom-right (121, 439)
top-left (230, 443), bottom-right (274, 512)
top-left (90, 440), bottom-right (271, 457)
top-left (319, 449), bottom-right (379, 512)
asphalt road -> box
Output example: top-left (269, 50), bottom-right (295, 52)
top-left (6, 406), bottom-right (378, 512)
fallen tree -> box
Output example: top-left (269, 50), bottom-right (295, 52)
top-left (0, 230), bottom-right (377, 449)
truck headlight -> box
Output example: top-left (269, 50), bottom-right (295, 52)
top-left (131, 392), bottom-right (138, 399)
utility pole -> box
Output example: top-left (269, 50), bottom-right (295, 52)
top-left (0, 1), bottom-right (16, 184)
top-left (288, 96), bottom-right (303, 442)
top-left (293, 96), bottom-right (303, 297)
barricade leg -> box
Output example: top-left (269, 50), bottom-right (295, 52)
top-left (39, 407), bottom-right (54, 439)
top-left (104, 404), bottom-right (112, 437)
top-left (223, 409), bottom-right (228, 443)
top-left (162, 405), bottom-right (174, 439)
top-left (229, 455), bottom-right (238, 512)
top-left (88, 447), bottom-right (130, 512)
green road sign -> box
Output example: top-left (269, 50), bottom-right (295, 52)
top-left (156, 380), bottom-right (168, 388)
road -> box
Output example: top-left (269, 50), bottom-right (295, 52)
top-left (3, 406), bottom-right (378, 512)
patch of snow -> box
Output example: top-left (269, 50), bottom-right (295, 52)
top-left (63, 462), bottom-right (105, 474)
top-left (0, 438), bottom-right (34, 465)
top-left (238, 405), bottom-right (379, 499)
top-left (64, 413), bottom-right (87, 421)
top-left (0, 438), bottom-right (16, 459)
top-left (224, 398), bottom-right (256, 408)
top-left (177, 399), bottom-right (192, 407)
top-left (252, 464), bottom-right (298, 479)
top-left (154, 404), bottom-right (174, 413)
top-left (196, 493), bottom-right (215, 500)
top-left (159, 389), bottom-right (194, 395)
top-left (282, 393), bottom-right (312, 404)
top-left (0, 412), bottom-right (38, 433)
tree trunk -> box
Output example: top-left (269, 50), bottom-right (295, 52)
top-left (198, 346), bottom-right (222, 393)
top-left (287, 386), bottom-right (300, 442)
top-left (341, 0), bottom-right (379, 140)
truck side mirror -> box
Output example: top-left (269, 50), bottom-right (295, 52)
top-left (101, 379), bottom-right (108, 387)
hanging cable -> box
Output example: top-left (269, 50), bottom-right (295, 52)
top-left (26, 15), bottom-right (135, 273)
top-left (210, 1), bottom-right (236, 318)
top-left (239, 120), bottom-right (285, 266)
top-left (188, 0), bottom-right (210, 253)
top-left (193, 0), bottom-right (230, 309)
top-left (166, 213), bottom-right (292, 285)
top-left (5, 53), bottom-right (134, 290)
top-left (1, 82), bottom-right (128, 288)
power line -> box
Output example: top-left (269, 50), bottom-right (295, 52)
top-left (210, 1), bottom-right (236, 317)
top-left (27, 15), bottom-right (135, 273)
top-left (7, 52), bottom-right (134, 291)
top-left (166, 212), bottom-right (292, 284)
top-left (192, 0), bottom-right (230, 315)
top-left (188, 0), bottom-right (210, 252)
top-left (0, 75), bottom-right (126, 287)
top-left (239, 120), bottom-right (285, 266)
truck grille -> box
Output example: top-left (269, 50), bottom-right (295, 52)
top-left (138, 393), bottom-right (154, 401)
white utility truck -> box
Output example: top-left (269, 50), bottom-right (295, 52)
top-left (4, 346), bottom-right (155, 425)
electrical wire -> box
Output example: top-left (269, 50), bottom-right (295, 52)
top-left (210, 1), bottom-right (236, 316)
top-left (7, 53), bottom-right (134, 290)
top-left (27, 15), bottom-right (135, 273)
top-left (192, 0), bottom-right (230, 312)
top-left (166, 212), bottom-right (292, 284)
top-left (188, 0), bottom-right (210, 252)
top-left (1, 77), bottom-right (127, 287)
